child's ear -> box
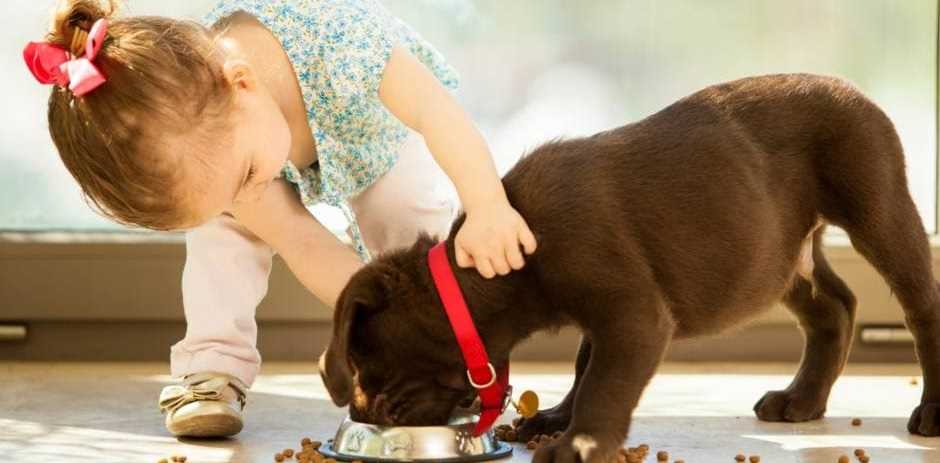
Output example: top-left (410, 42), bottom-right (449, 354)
top-left (222, 60), bottom-right (258, 92)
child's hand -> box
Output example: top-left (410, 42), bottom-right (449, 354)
top-left (455, 200), bottom-right (537, 278)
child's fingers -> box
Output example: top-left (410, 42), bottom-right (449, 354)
top-left (476, 257), bottom-right (497, 279)
top-left (490, 250), bottom-right (511, 276)
top-left (506, 238), bottom-right (526, 270)
top-left (519, 224), bottom-right (538, 255)
top-left (456, 246), bottom-right (473, 268)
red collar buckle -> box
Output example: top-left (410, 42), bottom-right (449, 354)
top-left (467, 363), bottom-right (497, 389)
top-left (428, 242), bottom-right (510, 436)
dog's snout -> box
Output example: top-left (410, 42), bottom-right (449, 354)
top-left (349, 391), bottom-right (396, 425)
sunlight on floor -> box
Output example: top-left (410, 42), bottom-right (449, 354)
top-left (743, 434), bottom-right (933, 451)
top-left (140, 370), bottom-right (924, 418)
top-left (9, 363), bottom-right (920, 462)
top-left (0, 418), bottom-right (234, 462)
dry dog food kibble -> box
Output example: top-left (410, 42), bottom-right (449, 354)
top-left (616, 445), bottom-right (652, 463)
top-left (735, 454), bottom-right (746, 462)
top-left (839, 456), bottom-right (850, 463)
top-left (854, 449), bottom-right (865, 457)
top-left (858, 456), bottom-right (870, 463)
top-left (749, 456), bottom-right (760, 463)
top-left (657, 450), bottom-right (669, 461)
top-left (273, 437), bottom-right (341, 463)
top-left (852, 418), bottom-right (863, 426)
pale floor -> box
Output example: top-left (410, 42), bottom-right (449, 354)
top-left (0, 362), bottom-right (937, 463)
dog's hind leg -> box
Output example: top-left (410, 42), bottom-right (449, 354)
top-left (838, 193), bottom-right (940, 436)
top-left (515, 336), bottom-right (591, 441)
top-left (818, 105), bottom-right (940, 435)
top-left (754, 226), bottom-right (857, 422)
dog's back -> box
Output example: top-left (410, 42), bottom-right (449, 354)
top-left (498, 73), bottom-right (900, 336)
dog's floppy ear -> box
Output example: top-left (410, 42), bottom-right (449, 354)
top-left (319, 264), bottom-right (393, 407)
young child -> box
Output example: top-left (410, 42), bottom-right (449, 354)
top-left (25, 0), bottom-right (536, 437)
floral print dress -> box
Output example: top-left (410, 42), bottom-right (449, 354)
top-left (204, 0), bottom-right (459, 261)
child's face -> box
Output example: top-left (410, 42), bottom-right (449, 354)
top-left (182, 70), bottom-right (292, 228)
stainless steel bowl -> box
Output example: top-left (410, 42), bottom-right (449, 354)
top-left (319, 413), bottom-right (513, 462)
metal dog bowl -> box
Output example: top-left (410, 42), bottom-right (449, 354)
top-left (320, 412), bottom-right (512, 462)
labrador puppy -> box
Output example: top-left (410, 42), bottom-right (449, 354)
top-left (319, 74), bottom-right (940, 463)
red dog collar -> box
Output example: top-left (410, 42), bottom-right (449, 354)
top-left (428, 242), bottom-right (510, 436)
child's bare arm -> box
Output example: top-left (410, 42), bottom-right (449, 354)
top-left (378, 46), bottom-right (537, 279)
top-left (231, 179), bottom-right (363, 308)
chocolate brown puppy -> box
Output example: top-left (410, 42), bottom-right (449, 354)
top-left (319, 74), bottom-right (940, 462)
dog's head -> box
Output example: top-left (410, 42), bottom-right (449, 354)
top-left (318, 237), bottom-right (483, 425)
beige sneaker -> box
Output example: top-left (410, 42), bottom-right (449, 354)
top-left (159, 372), bottom-right (247, 438)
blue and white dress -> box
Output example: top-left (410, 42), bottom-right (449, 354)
top-left (204, 0), bottom-right (459, 260)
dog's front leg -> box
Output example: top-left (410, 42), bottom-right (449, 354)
top-left (516, 336), bottom-right (591, 441)
top-left (533, 300), bottom-right (673, 463)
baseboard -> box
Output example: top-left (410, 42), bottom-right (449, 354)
top-left (0, 320), bottom-right (917, 363)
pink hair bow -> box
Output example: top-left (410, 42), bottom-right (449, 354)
top-left (23, 19), bottom-right (109, 97)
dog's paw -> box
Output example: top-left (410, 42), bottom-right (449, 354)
top-left (515, 405), bottom-right (572, 442)
top-left (533, 433), bottom-right (608, 463)
top-left (753, 389), bottom-right (826, 422)
top-left (908, 402), bottom-right (940, 436)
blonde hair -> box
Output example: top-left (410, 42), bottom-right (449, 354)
top-left (46, 0), bottom-right (233, 230)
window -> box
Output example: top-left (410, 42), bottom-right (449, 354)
top-left (4, 0), bottom-right (937, 232)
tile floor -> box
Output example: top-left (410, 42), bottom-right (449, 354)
top-left (0, 362), bottom-right (936, 462)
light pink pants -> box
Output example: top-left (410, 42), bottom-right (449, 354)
top-left (170, 132), bottom-right (459, 386)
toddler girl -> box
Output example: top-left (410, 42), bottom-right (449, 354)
top-left (25, 0), bottom-right (536, 437)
